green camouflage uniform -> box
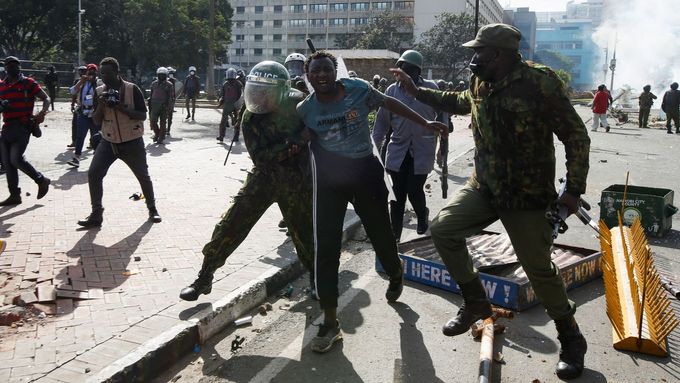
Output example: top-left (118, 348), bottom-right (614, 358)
top-left (638, 91), bottom-right (657, 128)
top-left (417, 61), bottom-right (591, 320)
top-left (201, 91), bottom-right (314, 273)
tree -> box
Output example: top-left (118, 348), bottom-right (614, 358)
top-left (533, 50), bottom-right (575, 73)
top-left (82, 0), bottom-right (233, 77)
top-left (0, 0), bottom-right (78, 62)
top-left (414, 12), bottom-right (475, 80)
top-left (554, 69), bottom-right (572, 88)
top-left (334, 11), bottom-right (413, 52)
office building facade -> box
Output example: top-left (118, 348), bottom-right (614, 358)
top-left (228, 0), bottom-right (503, 68)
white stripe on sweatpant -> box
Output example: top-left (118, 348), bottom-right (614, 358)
top-left (308, 143), bottom-right (320, 301)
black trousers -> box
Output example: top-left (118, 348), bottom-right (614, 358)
top-left (87, 137), bottom-right (156, 211)
top-left (47, 86), bottom-right (56, 110)
top-left (387, 152), bottom-right (428, 240)
top-left (310, 144), bottom-right (402, 309)
top-left (0, 124), bottom-right (44, 196)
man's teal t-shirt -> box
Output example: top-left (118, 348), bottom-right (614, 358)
top-left (297, 78), bottom-right (386, 159)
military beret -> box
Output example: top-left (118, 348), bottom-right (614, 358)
top-left (462, 23), bottom-right (522, 51)
top-left (4, 56), bottom-right (20, 65)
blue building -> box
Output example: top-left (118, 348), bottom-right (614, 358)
top-left (504, 7), bottom-right (537, 61)
top-left (535, 19), bottom-right (597, 90)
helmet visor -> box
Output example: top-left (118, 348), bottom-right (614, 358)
top-left (244, 78), bottom-right (284, 114)
top-left (285, 60), bottom-right (305, 78)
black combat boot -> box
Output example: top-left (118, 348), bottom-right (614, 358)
top-left (442, 277), bottom-right (493, 336)
top-left (416, 207), bottom-right (430, 235)
top-left (385, 266), bottom-right (404, 303)
top-left (37, 177), bottom-right (50, 199)
top-left (0, 189), bottom-right (22, 206)
top-left (148, 206), bottom-right (162, 223)
top-left (179, 266), bottom-right (214, 301)
top-left (555, 315), bottom-right (587, 379)
top-left (77, 208), bottom-right (104, 228)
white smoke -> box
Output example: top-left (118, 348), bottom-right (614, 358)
top-left (592, 0), bottom-right (680, 104)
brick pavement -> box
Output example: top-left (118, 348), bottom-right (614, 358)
top-left (0, 102), bottom-right (318, 382)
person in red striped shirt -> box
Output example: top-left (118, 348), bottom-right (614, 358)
top-left (0, 56), bottom-right (51, 206)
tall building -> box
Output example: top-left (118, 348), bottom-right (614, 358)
top-left (533, 1), bottom-right (605, 90)
top-left (535, 19), bottom-right (597, 90)
top-left (504, 7), bottom-right (536, 60)
top-left (228, 0), bottom-right (503, 68)
top-left (566, 0), bottom-right (604, 26)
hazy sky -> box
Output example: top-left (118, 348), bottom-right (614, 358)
top-left (503, 0), bottom-right (572, 12)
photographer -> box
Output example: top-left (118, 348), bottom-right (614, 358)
top-left (77, 57), bottom-right (161, 227)
top-left (67, 63), bottom-right (101, 168)
top-left (0, 56), bottom-right (51, 206)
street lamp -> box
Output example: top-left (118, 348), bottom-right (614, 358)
top-left (78, 0), bottom-right (85, 65)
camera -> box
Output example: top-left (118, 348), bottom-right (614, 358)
top-left (103, 89), bottom-right (120, 107)
top-left (0, 98), bottom-right (9, 113)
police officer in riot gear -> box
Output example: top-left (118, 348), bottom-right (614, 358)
top-left (180, 61), bottom-right (315, 301)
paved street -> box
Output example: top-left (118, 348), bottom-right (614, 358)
top-left (1, 103), bottom-right (679, 382)
top-left (158, 107), bottom-right (680, 383)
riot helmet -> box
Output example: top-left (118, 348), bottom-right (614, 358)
top-left (348, 71), bottom-right (357, 78)
top-left (284, 53), bottom-right (306, 79)
top-left (157, 67), bottom-right (169, 75)
top-left (244, 61), bottom-right (290, 114)
top-left (397, 50), bottom-right (423, 70)
top-left (188, 65), bottom-right (196, 75)
top-left (226, 68), bottom-right (238, 79)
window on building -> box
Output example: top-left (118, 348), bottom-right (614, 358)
top-left (235, 21), bottom-right (245, 28)
top-left (274, 5), bottom-right (283, 13)
top-left (254, 34), bottom-right (263, 42)
top-left (330, 3), bottom-right (348, 12)
top-left (235, 34), bottom-right (244, 41)
top-left (254, 48), bottom-right (263, 56)
top-left (351, 2), bottom-right (369, 11)
top-left (255, 6), bottom-right (263, 14)
top-left (289, 19), bottom-right (307, 27)
top-left (290, 4), bottom-right (307, 13)
top-left (273, 48), bottom-right (282, 55)
top-left (235, 48), bottom-right (245, 55)
top-left (254, 20), bottom-right (263, 27)
top-left (310, 19), bottom-right (326, 27)
top-left (310, 4), bottom-right (327, 13)
top-left (373, 2), bottom-right (391, 10)
top-left (273, 20), bottom-right (283, 28)
top-left (394, 1), bottom-right (414, 10)
top-left (350, 18), bottom-right (368, 25)
top-left (294, 34), bottom-right (307, 41)
top-left (236, 6), bottom-right (245, 14)
top-left (330, 18), bottom-right (347, 25)
top-left (273, 34), bottom-right (283, 41)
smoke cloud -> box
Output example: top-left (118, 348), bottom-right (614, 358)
top-left (592, 0), bottom-right (680, 101)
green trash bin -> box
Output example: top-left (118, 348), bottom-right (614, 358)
top-left (599, 185), bottom-right (678, 237)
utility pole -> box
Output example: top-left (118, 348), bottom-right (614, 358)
top-left (609, 34), bottom-right (617, 92)
top-left (78, 0), bottom-right (83, 65)
top-left (206, 0), bottom-right (216, 99)
top-left (475, 0), bottom-right (480, 33)
top-left (602, 47), bottom-right (608, 85)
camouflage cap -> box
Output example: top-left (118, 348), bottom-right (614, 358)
top-left (462, 23), bottom-right (521, 50)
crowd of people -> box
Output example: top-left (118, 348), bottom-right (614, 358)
top-left (6, 21), bottom-right (680, 380)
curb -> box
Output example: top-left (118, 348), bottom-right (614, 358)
top-left (83, 215), bottom-right (363, 382)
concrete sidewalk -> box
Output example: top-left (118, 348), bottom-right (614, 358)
top-left (0, 102), bottom-right (365, 382)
